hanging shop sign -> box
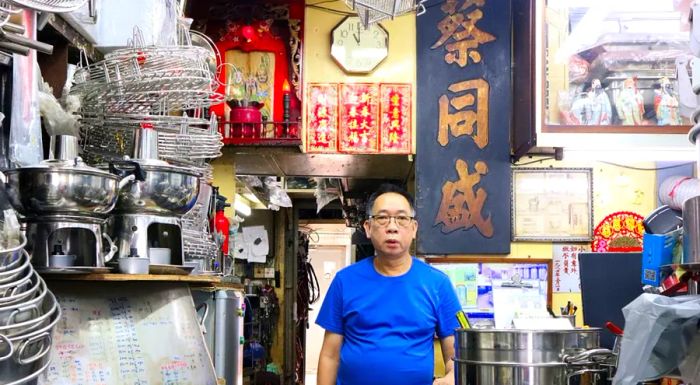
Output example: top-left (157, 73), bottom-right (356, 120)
top-left (305, 83), bottom-right (412, 154)
top-left (415, 0), bottom-right (512, 254)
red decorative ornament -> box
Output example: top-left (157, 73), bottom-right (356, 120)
top-left (592, 211), bottom-right (645, 252)
top-left (241, 25), bottom-right (256, 42)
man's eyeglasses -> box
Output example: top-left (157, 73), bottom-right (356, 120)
top-left (369, 215), bottom-right (414, 227)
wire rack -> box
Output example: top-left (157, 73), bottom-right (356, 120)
top-left (72, 28), bottom-right (223, 114)
top-left (182, 182), bottom-right (218, 260)
top-left (7, 0), bottom-right (86, 12)
top-left (80, 113), bottom-right (223, 165)
top-left (0, 2), bottom-right (17, 28)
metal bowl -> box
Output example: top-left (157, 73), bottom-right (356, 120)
top-left (2, 159), bottom-right (130, 218)
top-left (111, 162), bottom-right (200, 216)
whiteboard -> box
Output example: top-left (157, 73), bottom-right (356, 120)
top-left (39, 282), bottom-right (217, 385)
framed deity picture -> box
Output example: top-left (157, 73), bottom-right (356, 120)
top-left (511, 168), bottom-right (593, 242)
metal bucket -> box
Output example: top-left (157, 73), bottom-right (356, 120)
top-left (683, 195), bottom-right (700, 264)
top-left (454, 328), bottom-right (611, 385)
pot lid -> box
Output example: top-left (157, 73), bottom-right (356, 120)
top-left (8, 157), bottom-right (118, 177)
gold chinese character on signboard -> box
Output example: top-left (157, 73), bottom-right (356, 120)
top-left (432, 0), bottom-right (495, 67)
top-left (434, 159), bottom-right (493, 237)
top-left (438, 78), bottom-right (489, 149)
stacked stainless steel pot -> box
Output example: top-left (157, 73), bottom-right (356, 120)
top-left (0, 236), bottom-right (61, 384)
top-left (454, 328), bottom-right (616, 385)
top-left (0, 136), bottom-right (141, 269)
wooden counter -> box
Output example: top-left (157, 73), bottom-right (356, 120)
top-left (38, 272), bottom-right (244, 290)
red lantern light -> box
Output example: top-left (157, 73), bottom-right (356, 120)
top-left (241, 25), bottom-right (255, 42)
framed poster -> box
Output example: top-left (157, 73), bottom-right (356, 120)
top-left (512, 168), bottom-right (593, 242)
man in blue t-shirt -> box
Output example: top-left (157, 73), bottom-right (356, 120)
top-left (316, 184), bottom-right (461, 385)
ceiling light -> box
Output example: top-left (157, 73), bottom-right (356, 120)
top-left (234, 195), bottom-right (252, 217)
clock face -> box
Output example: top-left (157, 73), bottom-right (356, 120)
top-left (331, 16), bottom-right (389, 74)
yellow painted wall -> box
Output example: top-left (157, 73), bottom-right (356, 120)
top-left (303, 2), bottom-right (417, 152)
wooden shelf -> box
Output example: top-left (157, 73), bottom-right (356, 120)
top-left (39, 273), bottom-right (244, 289)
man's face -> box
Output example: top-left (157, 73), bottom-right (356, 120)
top-left (363, 192), bottom-right (417, 260)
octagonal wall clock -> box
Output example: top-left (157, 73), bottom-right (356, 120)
top-left (330, 16), bottom-right (389, 74)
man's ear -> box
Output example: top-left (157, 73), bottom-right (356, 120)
top-left (363, 220), bottom-right (371, 239)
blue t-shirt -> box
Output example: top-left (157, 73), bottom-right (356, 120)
top-left (316, 257), bottom-right (461, 385)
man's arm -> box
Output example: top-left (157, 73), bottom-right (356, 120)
top-left (433, 335), bottom-right (455, 385)
top-left (317, 330), bottom-right (344, 385)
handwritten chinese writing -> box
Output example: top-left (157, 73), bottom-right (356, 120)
top-left (380, 84), bottom-right (411, 153)
top-left (434, 159), bottom-right (493, 237)
top-left (340, 83), bottom-right (379, 152)
top-left (306, 84), bottom-right (339, 153)
top-left (438, 78), bottom-right (489, 149)
top-left (432, 0), bottom-right (495, 67)
top-left (553, 245), bottom-right (585, 293)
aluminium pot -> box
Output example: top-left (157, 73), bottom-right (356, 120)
top-left (109, 160), bottom-right (200, 216)
top-left (2, 157), bottom-right (141, 218)
top-left (454, 328), bottom-right (611, 385)
top-left (0, 293), bottom-right (60, 385)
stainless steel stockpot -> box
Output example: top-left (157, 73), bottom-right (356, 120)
top-left (454, 328), bottom-right (611, 385)
top-left (3, 158), bottom-right (138, 218)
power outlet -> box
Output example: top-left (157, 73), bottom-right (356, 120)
top-left (264, 268), bottom-right (275, 278)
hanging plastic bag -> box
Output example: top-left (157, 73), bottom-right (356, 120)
top-left (612, 293), bottom-right (700, 385)
top-left (9, 11), bottom-right (42, 167)
top-left (314, 178), bottom-right (341, 213)
top-left (264, 176), bottom-right (292, 210)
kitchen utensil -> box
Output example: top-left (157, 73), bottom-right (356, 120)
top-left (454, 328), bottom-right (614, 385)
top-left (118, 257), bottom-right (150, 274)
top-left (48, 254), bottom-right (76, 268)
top-left (683, 196), bottom-right (700, 264)
top-left (149, 247), bottom-right (171, 265)
top-left (1, 157), bottom-right (140, 218)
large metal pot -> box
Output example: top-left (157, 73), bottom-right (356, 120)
top-left (2, 157), bottom-right (138, 218)
top-left (0, 292), bottom-right (60, 385)
top-left (454, 328), bottom-right (613, 385)
top-left (110, 160), bottom-right (200, 216)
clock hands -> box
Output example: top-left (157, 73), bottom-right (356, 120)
top-left (352, 26), bottom-right (361, 44)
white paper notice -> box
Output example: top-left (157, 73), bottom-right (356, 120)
top-left (243, 226), bottom-right (269, 263)
top-left (233, 240), bottom-right (248, 260)
top-left (552, 244), bottom-right (587, 293)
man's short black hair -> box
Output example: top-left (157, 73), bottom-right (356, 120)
top-left (365, 183), bottom-right (415, 217)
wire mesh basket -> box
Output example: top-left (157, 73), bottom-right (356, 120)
top-left (73, 27), bottom-right (223, 114)
top-left (80, 112), bottom-right (223, 165)
top-left (182, 182), bottom-right (218, 260)
top-left (345, 0), bottom-right (426, 27)
top-left (8, 0), bottom-right (87, 13)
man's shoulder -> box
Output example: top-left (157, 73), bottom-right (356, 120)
top-left (335, 257), bottom-right (373, 279)
top-left (411, 258), bottom-right (452, 283)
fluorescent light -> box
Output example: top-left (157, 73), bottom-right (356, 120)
top-left (233, 195), bottom-right (252, 217)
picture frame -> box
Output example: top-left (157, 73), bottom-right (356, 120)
top-left (511, 168), bottom-right (593, 242)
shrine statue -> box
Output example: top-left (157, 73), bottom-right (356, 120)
top-left (654, 77), bottom-right (682, 125)
top-left (589, 79), bottom-right (612, 125)
top-left (615, 77), bottom-right (645, 125)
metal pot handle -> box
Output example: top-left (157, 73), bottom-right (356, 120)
top-left (102, 233), bottom-right (118, 263)
top-left (109, 160), bottom-right (146, 184)
top-left (6, 304), bottom-right (39, 326)
top-left (15, 332), bottom-right (52, 365)
top-left (564, 348), bottom-right (613, 365)
top-left (566, 368), bottom-right (609, 385)
top-left (0, 333), bottom-right (13, 362)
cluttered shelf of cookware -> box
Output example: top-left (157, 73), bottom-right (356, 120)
top-left (37, 273), bottom-right (244, 289)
